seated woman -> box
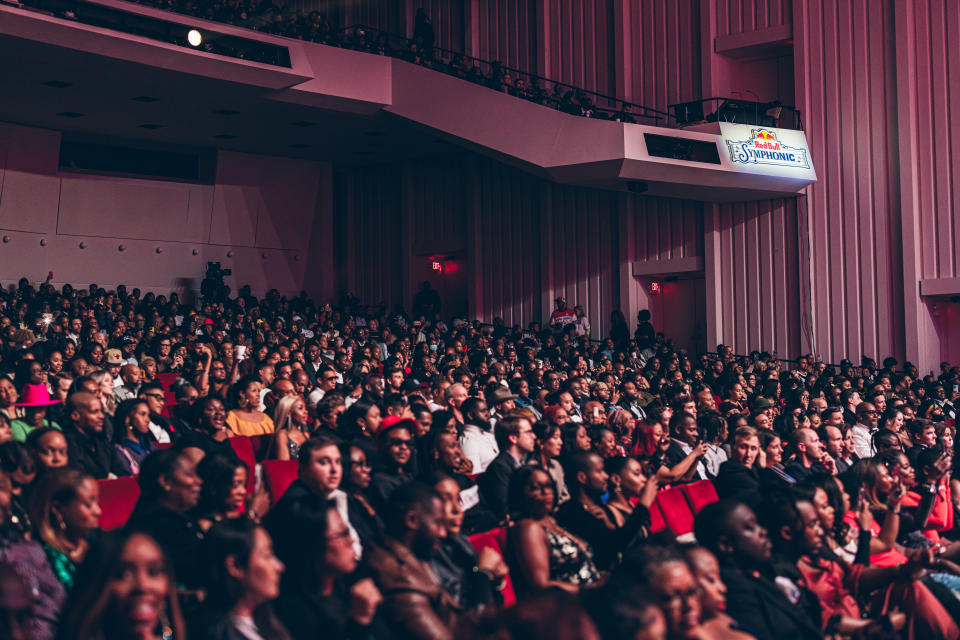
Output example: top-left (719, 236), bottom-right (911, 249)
top-left (506, 466), bottom-right (599, 595)
top-left (111, 399), bottom-right (158, 476)
top-left (29, 469), bottom-right (100, 592)
top-left (803, 473), bottom-right (871, 565)
top-left (190, 519), bottom-right (289, 640)
top-left (177, 396), bottom-right (236, 459)
top-left (226, 375), bottom-right (275, 437)
top-left (684, 545), bottom-right (756, 640)
top-left (56, 529), bottom-right (186, 640)
top-left (26, 426), bottom-right (69, 473)
top-left (531, 422), bottom-right (570, 505)
top-left (428, 472), bottom-right (507, 612)
top-left (605, 456), bottom-right (659, 524)
top-left (369, 418), bottom-right (415, 510)
top-left (0, 442), bottom-right (36, 537)
top-left (0, 471), bottom-right (65, 640)
top-left (611, 544), bottom-right (707, 640)
top-left (760, 490), bottom-right (958, 640)
top-left (270, 395), bottom-right (310, 461)
top-left (10, 384), bottom-right (60, 442)
top-left (267, 494), bottom-right (387, 640)
top-left (193, 453), bottom-right (265, 531)
top-left (340, 442), bottom-right (383, 542)
top-left (126, 448), bottom-right (204, 589)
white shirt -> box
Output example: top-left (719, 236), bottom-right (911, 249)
top-left (460, 423), bottom-right (500, 473)
top-left (306, 387), bottom-right (325, 409)
top-left (850, 423), bottom-right (874, 459)
top-left (330, 488), bottom-right (363, 558)
top-left (147, 420), bottom-right (171, 444)
top-left (672, 438), bottom-right (707, 480)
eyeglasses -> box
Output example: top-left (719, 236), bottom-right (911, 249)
top-left (351, 459), bottom-right (371, 469)
top-left (388, 439), bottom-right (412, 448)
top-left (144, 393), bottom-right (164, 400)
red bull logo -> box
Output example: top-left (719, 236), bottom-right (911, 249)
top-left (726, 128), bottom-right (810, 169)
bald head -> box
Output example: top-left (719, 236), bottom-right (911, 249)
top-left (68, 391), bottom-right (104, 434)
top-left (120, 363), bottom-right (140, 386)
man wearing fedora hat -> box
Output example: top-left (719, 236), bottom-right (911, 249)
top-left (487, 387), bottom-right (517, 425)
top-left (10, 385), bottom-right (61, 442)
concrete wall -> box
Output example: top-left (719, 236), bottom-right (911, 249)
top-left (0, 122), bottom-right (328, 298)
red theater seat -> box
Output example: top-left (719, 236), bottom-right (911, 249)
top-left (156, 372), bottom-right (178, 391)
top-left (248, 435), bottom-right (271, 461)
top-left (229, 436), bottom-right (257, 493)
top-left (648, 499), bottom-right (667, 533)
top-left (98, 477), bottom-right (140, 530)
top-left (655, 486), bottom-right (696, 536)
top-left (261, 460), bottom-right (299, 506)
top-left (681, 480), bottom-right (719, 514)
top-left (468, 528), bottom-right (516, 606)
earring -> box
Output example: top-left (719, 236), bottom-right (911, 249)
top-left (54, 511), bottom-right (66, 531)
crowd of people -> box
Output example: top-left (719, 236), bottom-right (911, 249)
top-left (0, 275), bottom-right (958, 640)
top-left (120, 0), bottom-right (654, 123)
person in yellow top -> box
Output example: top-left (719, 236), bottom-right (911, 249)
top-left (226, 375), bottom-right (275, 436)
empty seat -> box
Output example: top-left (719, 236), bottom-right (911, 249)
top-left (229, 436), bottom-right (258, 493)
top-left (98, 477), bottom-right (141, 530)
top-left (261, 460), bottom-right (299, 506)
top-left (681, 479), bottom-right (719, 514)
top-left (655, 486), bottom-right (696, 536)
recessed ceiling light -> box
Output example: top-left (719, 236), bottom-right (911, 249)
top-left (290, 143), bottom-right (311, 149)
top-left (213, 133), bottom-right (238, 139)
top-left (290, 121), bottom-right (315, 127)
top-left (187, 29), bottom-right (202, 47)
top-left (213, 109), bottom-right (240, 115)
top-left (57, 111), bottom-right (84, 118)
top-left (42, 80), bottom-right (72, 88)
top-left (131, 96), bottom-right (160, 102)
top-left (138, 123), bottom-right (164, 129)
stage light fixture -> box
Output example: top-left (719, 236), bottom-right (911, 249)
top-left (187, 29), bottom-right (202, 47)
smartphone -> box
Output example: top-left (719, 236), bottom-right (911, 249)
top-left (858, 487), bottom-right (866, 504)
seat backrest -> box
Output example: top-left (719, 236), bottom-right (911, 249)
top-left (680, 479), bottom-right (719, 514)
top-left (156, 372), bottom-right (178, 391)
top-left (98, 477), bottom-right (141, 530)
top-left (468, 527), bottom-right (516, 606)
top-left (261, 460), bottom-right (299, 506)
top-left (648, 499), bottom-right (667, 533)
top-left (655, 486), bottom-right (696, 536)
top-left (229, 436), bottom-right (258, 493)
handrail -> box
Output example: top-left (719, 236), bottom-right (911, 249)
top-left (337, 24), bottom-right (673, 124)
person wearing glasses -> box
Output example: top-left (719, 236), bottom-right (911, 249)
top-left (851, 402), bottom-right (880, 460)
top-left (369, 417), bottom-right (416, 511)
top-left (136, 381), bottom-right (178, 443)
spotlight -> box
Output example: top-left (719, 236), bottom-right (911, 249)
top-left (187, 29), bottom-right (202, 47)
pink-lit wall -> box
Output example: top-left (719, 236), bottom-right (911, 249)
top-left (0, 122), bottom-right (327, 298)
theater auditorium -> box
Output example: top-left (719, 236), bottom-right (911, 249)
top-left (0, 0), bottom-right (959, 639)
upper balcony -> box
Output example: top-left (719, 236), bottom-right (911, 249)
top-left (0, 0), bottom-right (816, 201)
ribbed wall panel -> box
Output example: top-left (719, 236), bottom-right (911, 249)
top-left (900, 0), bottom-right (960, 281)
top-left (715, 199), bottom-right (801, 358)
top-left (795, 0), bottom-right (904, 364)
top-left (406, 157), bottom-right (468, 256)
top-left (475, 0), bottom-right (538, 72)
top-left (623, 0), bottom-right (702, 113)
top-left (716, 0), bottom-right (792, 36)
top-left (333, 166), bottom-right (404, 306)
top-left (544, 0), bottom-right (616, 103)
top-left (626, 195), bottom-right (703, 263)
top-left (473, 158), bottom-right (543, 328)
top-left (542, 183), bottom-right (618, 338)
top-left (409, 0), bottom-right (464, 52)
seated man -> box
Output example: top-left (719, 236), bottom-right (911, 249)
top-left (459, 398), bottom-right (498, 474)
top-left (694, 500), bottom-right (822, 640)
top-left (363, 481), bottom-right (461, 640)
top-left (782, 428), bottom-right (834, 483)
top-left (267, 436), bottom-right (362, 559)
top-left (63, 391), bottom-right (123, 479)
top-left (714, 426), bottom-right (762, 508)
top-left (556, 451), bottom-right (651, 570)
top-left (478, 413), bottom-right (537, 521)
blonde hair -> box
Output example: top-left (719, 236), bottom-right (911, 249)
top-left (272, 395), bottom-right (305, 432)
